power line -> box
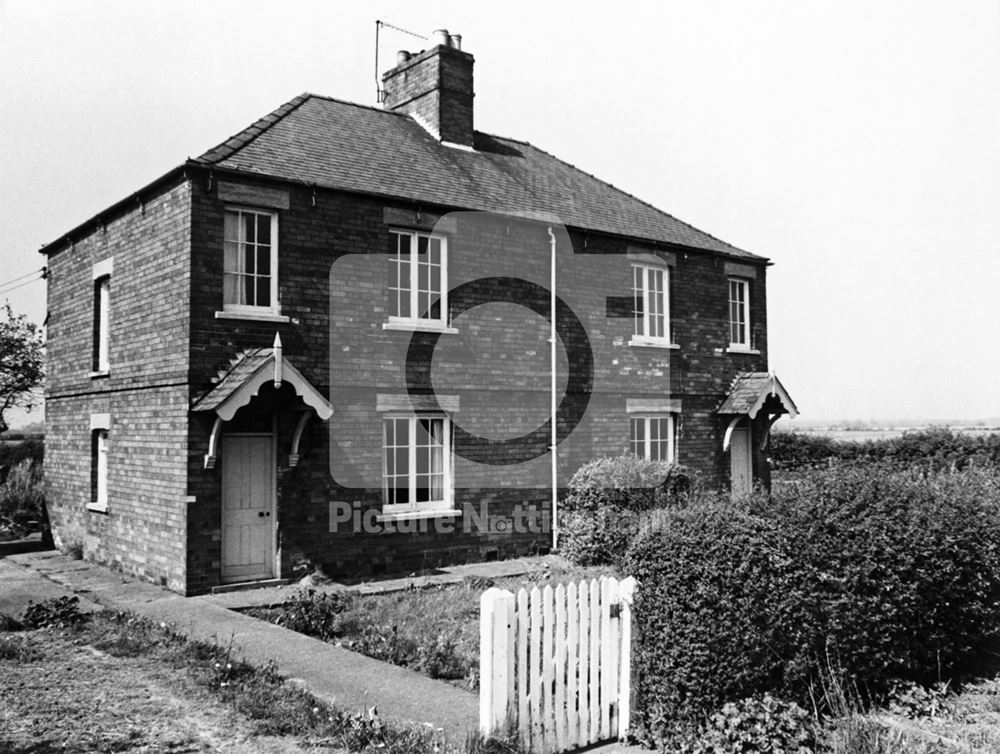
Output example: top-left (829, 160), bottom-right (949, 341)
top-left (1, 268), bottom-right (45, 287)
top-left (0, 272), bottom-right (44, 295)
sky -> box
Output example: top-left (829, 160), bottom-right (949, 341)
top-left (1, 0), bottom-right (998, 425)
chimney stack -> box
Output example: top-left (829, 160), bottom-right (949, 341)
top-left (381, 29), bottom-right (475, 148)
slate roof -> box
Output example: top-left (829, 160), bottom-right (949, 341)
top-left (191, 349), bottom-right (271, 413)
top-left (717, 372), bottom-right (798, 417)
top-left (193, 94), bottom-right (762, 260)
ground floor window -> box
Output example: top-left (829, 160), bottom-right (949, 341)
top-left (91, 429), bottom-right (109, 510)
top-left (383, 415), bottom-right (452, 513)
top-left (629, 415), bottom-right (676, 462)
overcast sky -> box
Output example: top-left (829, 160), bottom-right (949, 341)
top-left (2, 0), bottom-right (998, 425)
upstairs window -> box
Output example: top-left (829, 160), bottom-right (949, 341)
top-left (629, 415), bottom-right (676, 463)
top-left (728, 278), bottom-right (751, 349)
top-left (224, 209), bottom-right (278, 312)
top-left (388, 230), bottom-right (447, 325)
top-left (383, 415), bottom-right (452, 513)
top-left (632, 264), bottom-right (670, 344)
top-left (92, 275), bottom-right (110, 373)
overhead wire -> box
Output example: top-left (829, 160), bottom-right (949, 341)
top-left (0, 269), bottom-right (46, 295)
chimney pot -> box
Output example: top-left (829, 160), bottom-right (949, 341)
top-left (432, 29), bottom-right (451, 47)
top-left (451, 34), bottom-right (462, 50)
top-left (396, 50), bottom-right (411, 65)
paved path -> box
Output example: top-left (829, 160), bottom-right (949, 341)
top-left (0, 549), bottom-right (480, 740)
top-left (208, 553), bottom-right (558, 609)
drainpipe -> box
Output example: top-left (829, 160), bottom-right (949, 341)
top-left (548, 226), bottom-right (558, 552)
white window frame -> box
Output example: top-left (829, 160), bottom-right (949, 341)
top-left (386, 229), bottom-right (449, 329)
top-left (630, 264), bottom-right (673, 347)
top-left (382, 414), bottom-right (454, 515)
top-left (222, 208), bottom-right (279, 315)
top-left (629, 414), bottom-right (677, 463)
top-left (86, 421), bottom-right (109, 513)
top-left (728, 277), bottom-right (751, 350)
top-left (93, 276), bottom-right (110, 373)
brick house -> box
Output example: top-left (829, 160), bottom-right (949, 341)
top-left (41, 33), bottom-right (796, 594)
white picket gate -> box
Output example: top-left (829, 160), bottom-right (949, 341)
top-left (480, 576), bottom-right (636, 753)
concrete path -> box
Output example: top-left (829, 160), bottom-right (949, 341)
top-left (207, 554), bottom-right (557, 610)
top-left (0, 549), bottom-right (479, 740)
top-left (0, 555), bottom-right (102, 620)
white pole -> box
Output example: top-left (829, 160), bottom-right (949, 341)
top-left (548, 226), bottom-right (558, 552)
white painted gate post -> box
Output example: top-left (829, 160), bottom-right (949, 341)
top-left (480, 587), bottom-right (516, 734)
top-left (617, 576), bottom-right (637, 740)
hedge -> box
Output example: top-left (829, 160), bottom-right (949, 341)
top-left (559, 454), bottom-right (693, 566)
top-left (771, 427), bottom-right (1000, 472)
top-left (624, 466), bottom-right (1000, 745)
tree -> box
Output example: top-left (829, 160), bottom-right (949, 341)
top-left (0, 303), bottom-right (43, 434)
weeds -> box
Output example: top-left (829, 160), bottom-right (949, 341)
top-left (22, 596), bottom-right (88, 629)
top-left (0, 633), bottom-right (43, 662)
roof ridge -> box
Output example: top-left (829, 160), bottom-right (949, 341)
top-left (516, 140), bottom-right (757, 258)
top-left (195, 93), bottom-right (313, 165)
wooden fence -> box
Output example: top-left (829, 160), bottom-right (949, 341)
top-left (480, 575), bottom-right (636, 752)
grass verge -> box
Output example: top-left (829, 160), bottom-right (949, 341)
top-left (1, 600), bottom-right (527, 753)
top-left (245, 562), bottom-right (615, 689)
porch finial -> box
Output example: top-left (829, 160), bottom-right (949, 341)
top-left (273, 332), bottom-right (283, 388)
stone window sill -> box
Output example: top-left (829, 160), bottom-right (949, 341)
top-left (215, 310), bottom-right (291, 323)
top-left (382, 320), bottom-right (459, 335)
top-left (628, 339), bottom-right (680, 350)
top-left (89, 370), bottom-right (110, 379)
top-left (726, 346), bottom-right (761, 355)
top-left (86, 502), bottom-right (108, 514)
top-left (376, 509), bottom-right (462, 523)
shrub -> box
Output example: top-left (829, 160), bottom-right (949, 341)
top-left (417, 631), bottom-right (470, 680)
top-left (264, 588), bottom-right (356, 641)
top-left (624, 467), bottom-right (1000, 745)
top-left (560, 454), bottom-right (693, 566)
top-left (0, 437), bottom-right (43, 481)
top-left (0, 458), bottom-right (44, 539)
top-left (689, 695), bottom-right (818, 753)
top-left (22, 596), bottom-right (89, 629)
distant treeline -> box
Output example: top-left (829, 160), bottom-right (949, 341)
top-left (771, 427), bottom-right (1000, 472)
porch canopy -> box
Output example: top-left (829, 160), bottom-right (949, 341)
top-left (192, 334), bottom-right (333, 468)
top-left (717, 371), bottom-right (798, 451)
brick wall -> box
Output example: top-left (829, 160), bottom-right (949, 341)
top-left (184, 176), bottom-right (770, 590)
top-left (381, 45), bottom-right (475, 146)
top-left (45, 179), bottom-right (191, 591)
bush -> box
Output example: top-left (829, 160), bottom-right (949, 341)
top-left (0, 458), bottom-right (44, 539)
top-left (0, 437), bottom-right (43, 481)
top-left (22, 596), bottom-right (89, 629)
top-left (560, 454), bottom-right (693, 566)
top-left (624, 467), bottom-right (1000, 745)
top-left (689, 695), bottom-right (818, 753)
top-left (264, 588), bottom-right (356, 641)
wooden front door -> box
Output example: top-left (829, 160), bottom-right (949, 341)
top-left (730, 423), bottom-right (753, 496)
top-left (221, 435), bottom-right (274, 583)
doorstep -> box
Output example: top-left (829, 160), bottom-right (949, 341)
top-left (211, 577), bottom-right (293, 594)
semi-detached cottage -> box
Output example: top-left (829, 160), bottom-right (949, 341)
top-left (41, 33), bottom-right (797, 594)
